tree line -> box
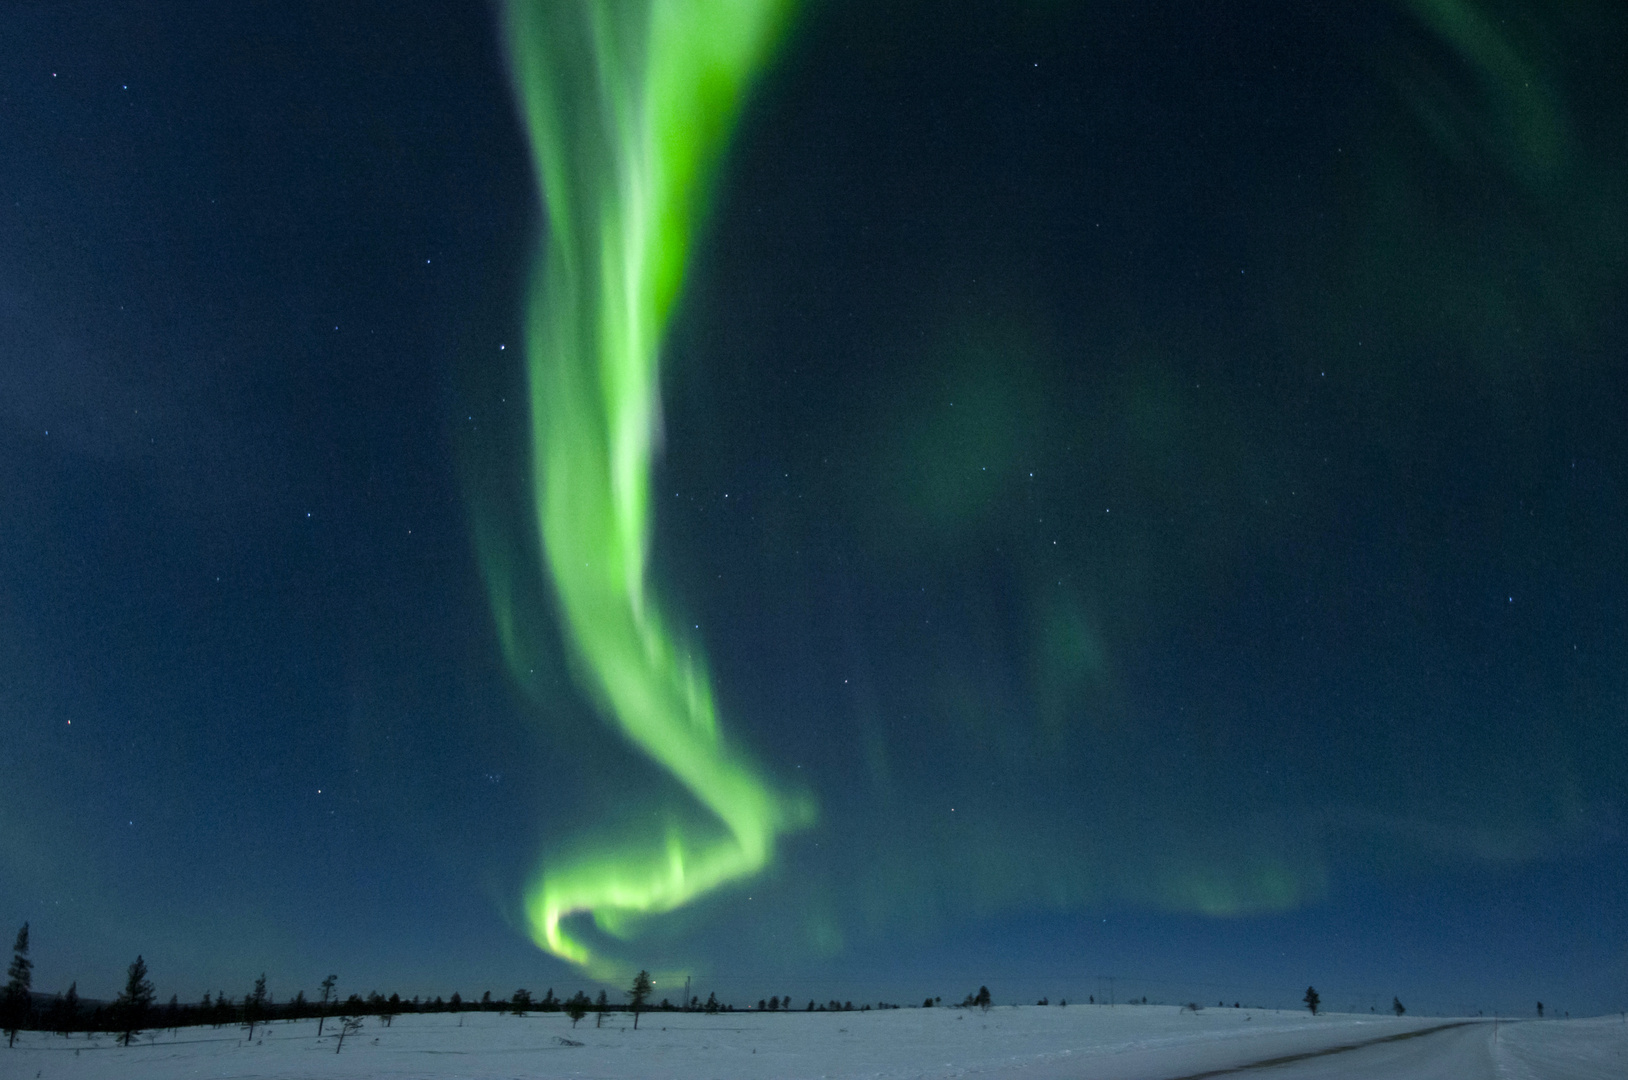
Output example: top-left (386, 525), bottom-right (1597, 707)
top-left (1, 921), bottom-right (952, 1048)
top-left (5, 923), bottom-right (1475, 1050)
top-left (0, 926), bottom-right (680, 1048)
top-left (2, 927), bottom-right (915, 1049)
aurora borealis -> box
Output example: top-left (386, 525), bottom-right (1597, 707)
top-left (498, 0), bottom-right (811, 977)
top-left (2, 0), bottom-right (1625, 1016)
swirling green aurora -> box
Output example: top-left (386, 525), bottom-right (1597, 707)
top-left (499, 0), bottom-right (811, 977)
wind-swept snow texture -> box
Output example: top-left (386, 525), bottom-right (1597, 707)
top-left (6, 1005), bottom-right (1623, 1078)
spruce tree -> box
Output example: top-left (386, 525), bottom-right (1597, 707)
top-left (245, 974), bottom-right (268, 1039)
top-left (115, 955), bottom-right (156, 1046)
top-left (317, 975), bottom-right (337, 1037)
top-left (3, 923), bottom-right (32, 1048)
top-left (628, 970), bottom-right (652, 1029)
top-left (60, 982), bottom-right (79, 1035)
top-left (334, 1011), bottom-right (364, 1053)
top-left (1303, 986), bottom-right (1320, 1016)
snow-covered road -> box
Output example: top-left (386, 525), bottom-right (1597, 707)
top-left (1161, 1021), bottom-right (1492, 1079)
top-left (6, 1004), bottom-right (1622, 1079)
top-left (1176, 1017), bottom-right (1624, 1080)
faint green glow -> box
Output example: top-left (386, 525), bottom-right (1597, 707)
top-left (1394, 0), bottom-right (1567, 185)
top-left (501, 0), bottom-right (810, 977)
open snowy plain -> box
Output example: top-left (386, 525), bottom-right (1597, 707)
top-left (7, 1004), bottom-right (1624, 1079)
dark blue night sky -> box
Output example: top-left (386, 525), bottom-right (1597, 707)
top-left (2, 1), bottom-right (1624, 1017)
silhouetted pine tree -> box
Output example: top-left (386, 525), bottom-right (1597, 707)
top-left (114, 956), bottom-right (156, 1046)
top-left (1303, 987), bottom-right (1320, 1016)
top-left (629, 970), bottom-right (652, 1029)
top-left (1392, 997), bottom-right (1405, 1016)
top-left (2, 926), bottom-right (30, 1044)
top-left (3, 923), bottom-right (32, 1047)
top-left (317, 975), bottom-right (337, 1037)
top-left (60, 981), bottom-right (81, 1034)
top-left (245, 974), bottom-right (268, 1039)
top-left (334, 1008), bottom-right (364, 1054)
top-left (566, 991), bottom-right (589, 1027)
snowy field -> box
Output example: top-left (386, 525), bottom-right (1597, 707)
top-left (7, 1004), bottom-right (1624, 1079)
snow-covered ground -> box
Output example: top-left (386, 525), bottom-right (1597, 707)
top-left (7, 1004), bottom-right (1624, 1079)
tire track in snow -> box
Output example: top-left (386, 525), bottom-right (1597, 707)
top-left (1158, 1020), bottom-right (1481, 1079)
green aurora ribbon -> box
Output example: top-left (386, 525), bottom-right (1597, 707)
top-left (501, 0), bottom-right (812, 977)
